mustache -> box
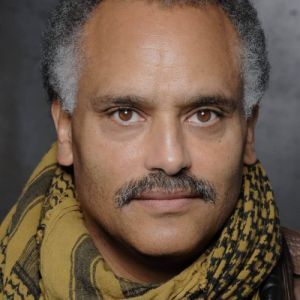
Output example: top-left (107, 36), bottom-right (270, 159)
top-left (115, 171), bottom-right (217, 208)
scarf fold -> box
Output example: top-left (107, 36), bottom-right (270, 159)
top-left (0, 144), bottom-right (282, 299)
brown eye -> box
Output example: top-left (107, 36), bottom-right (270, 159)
top-left (118, 109), bottom-right (133, 121)
top-left (188, 109), bottom-right (219, 126)
top-left (111, 108), bottom-right (144, 125)
top-left (197, 110), bottom-right (212, 122)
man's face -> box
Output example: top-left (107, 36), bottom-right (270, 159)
top-left (53, 1), bottom-right (256, 266)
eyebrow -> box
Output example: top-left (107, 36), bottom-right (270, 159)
top-left (91, 95), bottom-right (152, 109)
top-left (183, 95), bottom-right (239, 112)
top-left (90, 94), bottom-right (239, 112)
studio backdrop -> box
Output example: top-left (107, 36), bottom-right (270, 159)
top-left (0, 0), bottom-right (299, 229)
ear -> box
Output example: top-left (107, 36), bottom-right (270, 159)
top-left (51, 100), bottom-right (73, 166)
top-left (243, 106), bottom-right (259, 165)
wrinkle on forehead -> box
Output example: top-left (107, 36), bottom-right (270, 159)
top-left (82, 1), bottom-right (240, 62)
top-left (78, 0), bottom-right (242, 104)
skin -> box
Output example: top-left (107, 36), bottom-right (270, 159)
top-left (51, 0), bottom-right (258, 284)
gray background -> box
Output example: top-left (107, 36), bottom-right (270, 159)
top-left (0, 0), bottom-right (299, 229)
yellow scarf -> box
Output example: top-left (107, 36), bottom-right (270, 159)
top-left (0, 144), bottom-right (282, 299)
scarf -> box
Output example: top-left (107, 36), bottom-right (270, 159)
top-left (0, 143), bottom-right (282, 299)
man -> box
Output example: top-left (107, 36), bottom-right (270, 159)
top-left (0, 0), bottom-right (299, 298)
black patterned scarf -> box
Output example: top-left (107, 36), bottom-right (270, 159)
top-left (0, 144), bottom-right (282, 299)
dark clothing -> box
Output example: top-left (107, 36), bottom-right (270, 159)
top-left (261, 227), bottom-right (300, 300)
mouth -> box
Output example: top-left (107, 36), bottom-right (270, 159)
top-left (136, 191), bottom-right (199, 200)
top-left (132, 191), bottom-right (201, 213)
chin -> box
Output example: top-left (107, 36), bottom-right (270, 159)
top-left (128, 240), bottom-right (205, 273)
top-left (128, 226), bottom-right (209, 260)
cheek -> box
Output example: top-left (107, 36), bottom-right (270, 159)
top-left (191, 122), bottom-right (245, 174)
top-left (72, 151), bottom-right (123, 236)
top-left (71, 118), bottom-right (146, 216)
top-left (72, 114), bottom-right (141, 177)
top-left (189, 120), bottom-right (245, 208)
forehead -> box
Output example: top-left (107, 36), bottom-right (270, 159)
top-left (78, 0), bottom-right (242, 103)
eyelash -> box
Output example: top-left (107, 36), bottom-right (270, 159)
top-left (107, 107), bottom-right (145, 124)
top-left (105, 107), bottom-right (224, 124)
top-left (105, 107), bottom-right (143, 126)
top-left (106, 107), bottom-right (136, 114)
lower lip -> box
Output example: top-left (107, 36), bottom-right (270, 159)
top-left (133, 198), bottom-right (198, 212)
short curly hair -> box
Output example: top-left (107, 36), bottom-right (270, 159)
top-left (42, 0), bottom-right (269, 116)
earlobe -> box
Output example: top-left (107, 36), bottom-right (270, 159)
top-left (51, 100), bottom-right (74, 166)
top-left (243, 106), bottom-right (259, 165)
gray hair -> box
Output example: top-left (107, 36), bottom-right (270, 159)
top-left (42, 0), bottom-right (269, 116)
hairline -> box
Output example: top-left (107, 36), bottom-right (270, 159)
top-left (45, 0), bottom-right (267, 118)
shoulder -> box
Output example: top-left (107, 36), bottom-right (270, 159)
top-left (282, 227), bottom-right (300, 300)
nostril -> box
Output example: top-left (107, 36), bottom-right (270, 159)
top-left (144, 148), bottom-right (192, 176)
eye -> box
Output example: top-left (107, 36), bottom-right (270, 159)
top-left (188, 109), bottom-right (219, 126)
top-left (111, 108), bottom-right (144, 125)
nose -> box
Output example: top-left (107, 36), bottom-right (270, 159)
top-left (144, 118), bottom-right (192, 175)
